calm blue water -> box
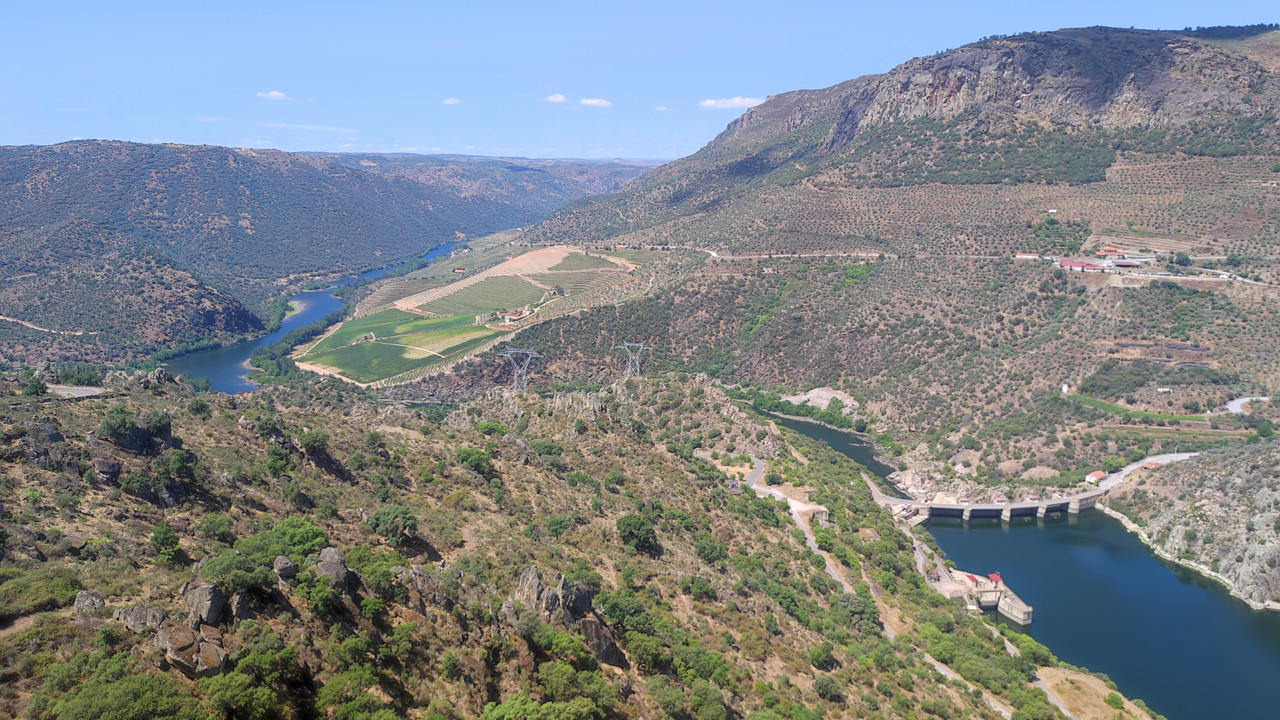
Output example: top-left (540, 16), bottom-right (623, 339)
top-left (165, 243), bottom-right (455, 393)
top-left (929, 515), bottom-right (1280, 720)
top-left (771, 414), bottom-right (899, 481)
top-left (781, 418), bottom-right (1280, 720)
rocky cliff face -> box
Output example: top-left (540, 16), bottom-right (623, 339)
top-left (719, 26), bottom-right (1279, 155)
top-left (1109, 439), bottom-right (1280, 606)
top-left (526, 25), bottom-right (1280, 248)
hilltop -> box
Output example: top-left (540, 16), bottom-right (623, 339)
top-left (528, 25), bottom-right (1280, 256)
top-left (0, 141), bottom-right (650, 363)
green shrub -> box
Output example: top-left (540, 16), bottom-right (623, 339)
top-left (371, 505), bottom-right (418, 546)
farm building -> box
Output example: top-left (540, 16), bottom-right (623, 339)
top-left (1086, 470), bottom-right (1107, 484)
top-left (1095, 246), bottom-right (1126, 259)
top-left (1061, 259), bottom-right (1108, 272)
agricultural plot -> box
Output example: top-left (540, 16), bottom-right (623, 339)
top-left (528, 270), bottom-right (629, 294)
top-left (303, 245), bottom-right (660, 387)
top-left (308, 310), bottom-right (472, 354)
top-left (391, 326), bottom-right (499, 355)
top-left (301, 319), bottom-right (505, 383)
top-left (417, 276), bottom-right (546, 316)
top-left (304, 342), bottom-right (437, 384)
top-left (547, 251), bottom-right (618, 271)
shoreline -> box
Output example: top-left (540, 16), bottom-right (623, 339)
top-left (1095, 502), bottom-right (1280, 613)
top-left (281, 298), bottom-right (308, 321)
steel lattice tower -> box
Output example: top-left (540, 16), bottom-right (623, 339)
top-left (615, 341), bottom-right (651, 378)
top-left (497, 348), bottom-right (542, 390)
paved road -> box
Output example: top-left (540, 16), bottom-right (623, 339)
top-left (1226, 396), bottom-right (1270, 414)
top-left (1098, 452), bottom-right (1200, 491)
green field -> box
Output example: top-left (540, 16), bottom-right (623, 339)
top-left (1071, 395), bottom-right (1206, 422)
top-left (306, 329), bottom-right (504, 383)
top-left (418, 276), bottom-right (546, 315)
top-left (309, 310), bottom-right (473, 354)
top-left (604, 249), bottom-right (665, 265)
top-left (306, 343), bottom-right (433, 383)
top-left (391, 326), bottom-right (499, 354)
top-left (548, 252), bottom-right (617, 271)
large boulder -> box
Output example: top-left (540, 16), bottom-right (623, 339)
top-left (73, 591), bottom-right (104, 615)
top-left (91, 457), bottom-right (122, 484)
top-left (273, 555), bottom-right (299, 580)
top-left (156, 623), bottom-right (226, 678)
top-left (578, 616), bottom-right (626, 667)
top-left (183, 583), bottom-right (225, 626)
top-left (113, 605), bottom-right (168, 634)
top-left (314, 547), bottom-right (352, 589)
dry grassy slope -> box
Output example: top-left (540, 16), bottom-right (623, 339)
top-left (1108, 436), bottom-right (1280, 606)
top-left (0, 374), bottom-right (1081, 720)
top-left (0, 244), bottom-right (262, 365)
top-left (435, 253), bottom-right (1278, 482)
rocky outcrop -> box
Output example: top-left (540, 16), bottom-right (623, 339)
top-left (73, 590), bottom-right (104, 615)
top-left (156, 623), bottom-right (227, 678)
top-left (91, 457), bottom-right (122, 484)
top-left (393, 565), bottom-right (456, 612)
top-left (113, 605), bottom-right (168, 634)
top-left (1108, 442), bottom-right (1280, 609)
top-left (183, 583), bottom-right (225, 626)
top-left (502, 566), bottom-right (625, 666)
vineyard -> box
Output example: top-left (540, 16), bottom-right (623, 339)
top-left (296, 245), bottom-right (666, 385)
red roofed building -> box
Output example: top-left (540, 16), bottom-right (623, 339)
top-left (988, 573), bottom-right (1003, 584)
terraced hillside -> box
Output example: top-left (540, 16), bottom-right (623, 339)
top-left (295, 244), bottom-right (661, 386)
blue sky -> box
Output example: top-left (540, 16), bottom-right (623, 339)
top-left (1, 1), bottom-right (1274, 159)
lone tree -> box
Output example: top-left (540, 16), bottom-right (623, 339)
top-left (150, 523), bottom-right (180, 563)
top-left (371, 505), bottom-right (419, 546)
top-left (616, 514), bottom-right (658, 553)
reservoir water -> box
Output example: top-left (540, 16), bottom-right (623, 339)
top-left (770, 414), bottom-right (899, 480)
top-left (165, 243), bottom-right (455, 394)
top-left (781, 420), bottom-right (1280, 720)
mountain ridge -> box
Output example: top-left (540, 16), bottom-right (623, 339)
top-left (0, 140), bottom-right (651, 362)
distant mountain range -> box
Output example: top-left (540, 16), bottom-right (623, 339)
top-left (0, 141), bottom-right (650, 361)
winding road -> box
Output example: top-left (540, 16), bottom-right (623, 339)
top-left (1226, 396), bottom-right (1270, 414)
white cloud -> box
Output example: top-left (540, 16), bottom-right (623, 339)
top-left (442, 98), bottom-right (461, 105)
top-left (194, 115), bottom-right (224, 123)
top-left (545, 93), bottom-right (566, 103)
top-left (256, 90), bottom-right (290, 101)
top-left (265, 122), bottom-right (354, 133)
top-left (580, 98), bottom-right (612, 107)
top-left (699, 96), bottom-right (764, 109)
top-left (655, 106), bottom-right (669, 112)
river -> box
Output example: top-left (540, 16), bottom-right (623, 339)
top-left (782, 420), bottom-right (1280, 720)
top-left (165, 243), bottom-right (456, 394)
